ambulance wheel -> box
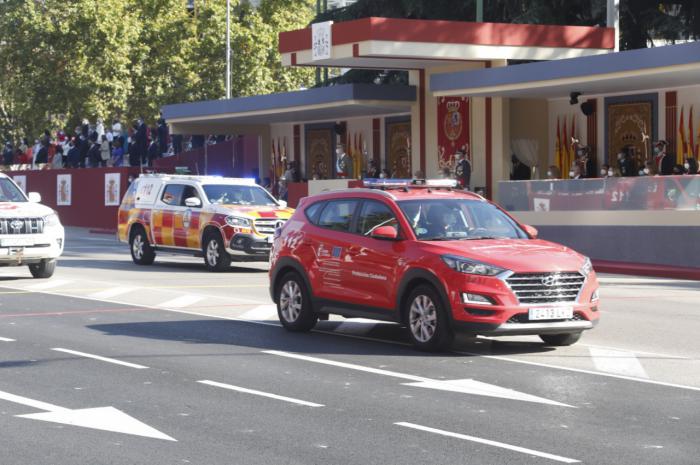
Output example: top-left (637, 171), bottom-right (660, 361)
top-left (29, 259), bottom-right (56, 279)
top-left (130, 227), bottom-right (155, 265)
top-left (203, 231), bottom-right (231, 272)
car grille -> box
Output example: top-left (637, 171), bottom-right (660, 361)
top-left (254, 218), bottom-right (286, 235)
top-left (0, 218), bottom-right (45, 235)
top-left (506, 272), bottom-right (585, 304)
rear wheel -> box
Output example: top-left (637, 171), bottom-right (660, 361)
top-left (276, 272), bottom-right (317, 332)
top-left (539, 332), bottom-right (582, 346)
top-left (129, 227), bottom-right (155, 265)
top-left (405, 285), bottom-right (453, 351)
top-left (203, 232), bottom-right (231, 272)
top-left (29, 259), bottom-right (56, 279)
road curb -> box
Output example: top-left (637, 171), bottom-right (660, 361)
top-left (593, 260), bottom-right (700, 281)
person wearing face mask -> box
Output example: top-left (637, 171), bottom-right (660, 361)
top-left (569, 164), bottom-right (582, 180)
top-left (546, 165), bottom-right (561, 179)
top-left (335, 143), bottom-right (352, 179)
top-left (379, 168), bottom-right (390, 179)
top-left (654, 140), bottom-right (673, 175)
top-left (600, 164), bottom-right (614, 178)
top-left (638, 160), bottom-right (655, 176)
top-left (684, 157), bottom-right (699, 175)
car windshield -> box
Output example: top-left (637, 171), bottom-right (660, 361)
top-left (397, 199), bottom-right (528, 241)
top-left (203, 184), bottom-right (278, 206)
top-left (0, 178), bottom-right (27, 202)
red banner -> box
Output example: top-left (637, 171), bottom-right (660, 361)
top-left (437, 96), bottom-right (470, 171)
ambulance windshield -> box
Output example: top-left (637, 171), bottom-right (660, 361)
top-left (203, 184), bottom-right (278, 206)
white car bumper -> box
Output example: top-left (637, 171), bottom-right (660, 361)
top-left (0, 226), bottom-right (64, 265)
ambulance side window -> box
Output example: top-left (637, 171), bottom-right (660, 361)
top-left (161, 184), bottom-right (184, 206)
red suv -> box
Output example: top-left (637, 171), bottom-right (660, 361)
top-left (269, 180), bottom-right (599, 351)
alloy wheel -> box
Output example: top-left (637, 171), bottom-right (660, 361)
top-left (409, 294), bottom-right (437, 343)
top-left (280, 280), bottom-right (302, 322)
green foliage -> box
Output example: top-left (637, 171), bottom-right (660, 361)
top-left (0, 0), bottom-right (316, 140)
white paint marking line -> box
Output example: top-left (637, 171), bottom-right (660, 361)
top-left (158, 295), bottom-right (205, 309)
top-left (238, 304), bottom-right (278, 321)
top-left (395, 422), bottom-right (580, 464)
top-left (52, 348), bottom-right (148, 370)
top-left (264, 350), bottom-right (572, 407)
top-left (580, 343), bottom-right (689, 360)
top-left (334, 318), bottom-right (377, 335)
top-left (198, 380), bottom-right (323, 408)
top-left (25, 279), bottom-right (73, 290)
top-left (88, 286), bottom-right (138, 299)
top-left (589, 347), bottom-right (649, 379)
top-left (0, 337), bottom-right (16, 342)
top-left (456, 350), bottom-right (700, 393)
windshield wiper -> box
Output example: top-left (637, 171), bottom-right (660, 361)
top-left (460, 236), bottom-right (508, 240)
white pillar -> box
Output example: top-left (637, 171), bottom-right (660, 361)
top-left (607, 0), bottom-right (620, 52)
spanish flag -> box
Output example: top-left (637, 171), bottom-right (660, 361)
top-left (555, 117), bottom-right (562, 172)
top-left (562, 116), bottom-right (569, 178)
top-left (689, 106), bottom-right (695, 162)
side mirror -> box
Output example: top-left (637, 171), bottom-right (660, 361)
top-left (278, 200), bottom-right (288, 208)
top-left (184, 197), bottom-right (202, 208)
top-left (523, 224), bottom-right (538, 238)
top-left (371, 225), bottom-right (399, 240)
top-left (28, 192), bottom-right (41, 203)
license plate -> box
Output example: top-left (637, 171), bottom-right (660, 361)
top-left (528, 306), bottom-right (573, 321)
top-left (1, 237), bottom-right (33, 247)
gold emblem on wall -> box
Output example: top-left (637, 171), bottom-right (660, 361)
top-left (608, 101), bottom-right (653, 166)
top-left (387, 121), bottom-right (411, 178)
top-left (306, 129), bottom-right (333, 179)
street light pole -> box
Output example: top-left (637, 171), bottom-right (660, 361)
top-left (226, 0), bottom-right (231, 99)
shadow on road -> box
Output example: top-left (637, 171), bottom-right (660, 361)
top-left (86, 318), bottom-right (555, 358)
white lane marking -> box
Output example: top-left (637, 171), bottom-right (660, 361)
top-left (0, 337), bottom-right (16, 342)
top-left (238, 304), bottom-right (278, 321)
top-left (580, 343), bottom-right (690, 360)
top-left (456, 350), bottom-right (700, 393)
top-left (589, 347), bottom-right (649, 379)
top-left (158, 295), bottom-right (205, 309)
top-left (198, 380), bottom-right (323, 408)
top-left (264, 350), bottom-right (572, 407)
top-left (0, 388), bottom-right (68, 412)
top-left (25, 279), bottom-right (73, 290)
top-left (334, 318), bottom-right (377, 335)
top-left (403, 379), bottom-right (573, 407)
top-left (88, 286), bottom-right (138, 299)
top-left (395, 422), bottom-right (580, 464)
top-left (52, 348), bottom-right (148, 370)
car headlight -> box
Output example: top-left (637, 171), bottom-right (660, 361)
top-left (442, 255), bottom-right (505, 276)
top-left (580, 257), bottom-right (593, 276)
top-left (225, 216), bottom-right (251, 227)
top-left (43, 213), bottom-right (61, 227)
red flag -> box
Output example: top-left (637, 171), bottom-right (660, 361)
top-left (689, 106), bottom-right (695, 160)
top-left (555, 117), bottom-right (562, 171)
top-left (562, 116), bottom-right (569, 178)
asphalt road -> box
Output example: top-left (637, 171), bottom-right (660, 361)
top-left (0, 227), bottom-right (698, 464)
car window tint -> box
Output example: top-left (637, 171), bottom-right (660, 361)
top-left (317, 200), bottom-right (359, 232)
top-left (357, 201), bottom-right (398, 236)
top-left (304, 201), bottom-right (324, 225)
top-left (161, 184), bottom-right (184, 206)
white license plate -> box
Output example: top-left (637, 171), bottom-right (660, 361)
top-left (1, 238), bottom-right (33, 247)
top-left (528, 306), bottom-right (573, 321)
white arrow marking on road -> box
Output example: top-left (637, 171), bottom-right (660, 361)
top-left (589, 347), bottom-right (649, 379)
top-left (402, 379), bottom-right (572, 407)
top-left (264, 350), bottom-right (573, 407)
top-left (0, 389), bottom-right (175, 441)
top-left (395, 422), bottom-right (580, 463)
top-left (0, 336), bottom-right (16, 342)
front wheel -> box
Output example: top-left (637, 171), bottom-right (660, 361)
top-left (405, 285), bottom-right (453, 351)
top-left (130, 227), bottom-right (155, 265)
top-left (539, 332), bottom-right (582, 346)
top-left (276, 272), bottom-right (317, 332)
top-left (29, 259), bottom-right (56, 279)
top-left (203, 233), bottom-right (231, 272)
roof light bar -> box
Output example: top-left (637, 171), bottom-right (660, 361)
top-left (363, 178), bottom-right (458, 189)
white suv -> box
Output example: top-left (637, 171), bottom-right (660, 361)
top-left (0, 173), bottom-right (64, 278)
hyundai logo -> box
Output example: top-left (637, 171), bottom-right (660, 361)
top-left (10, 220), bottom-right (23, 233)
top-left (541, 275), bottom-right (559, 287)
